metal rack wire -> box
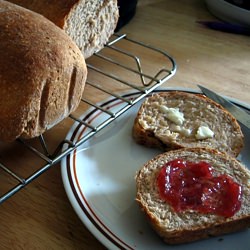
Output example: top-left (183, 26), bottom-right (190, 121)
top-left (0, 33), bottom-right (177, 204)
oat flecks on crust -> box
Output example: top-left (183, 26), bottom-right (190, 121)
top-left (132, 91), bottom-right (244, 157)
top-left (135, 148), bottom-right (250, 244)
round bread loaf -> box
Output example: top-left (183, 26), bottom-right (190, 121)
top-left (0, 1), bottom-right (87, 142)
top-left (132, 91), bottom-right (244, 157)
top-left (135, 147), bottom-right (250, 244)
top-left (7, 0), bottom-right (119, 58)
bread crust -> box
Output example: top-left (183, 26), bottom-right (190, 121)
top-left (0, 1), bottom-right (87, 141)
top-left (133, 91), bottom-right (244, 156)
top-left (136, 148), bottom-right (250, 244)
top-left (148, 212), bottom-right (250, 244)
top-left (7, 0), bottom-right (119, 58)
top-left (6, 0), bottom-right (77, 27)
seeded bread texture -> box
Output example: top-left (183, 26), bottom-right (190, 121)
top-left (135, 147), bottom-right (250, 244)
top-left (0, 1), bottom-right (87, 141)
top-left (7, 0), bottom-right (119, 58)
top-left (132, 91), bottom-right (244, 157)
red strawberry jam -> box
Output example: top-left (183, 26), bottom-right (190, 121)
top-left (157, 159), bottom-right (242, 217)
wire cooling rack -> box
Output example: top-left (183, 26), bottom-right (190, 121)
top-left (0, 33), bottom-right (177, 204)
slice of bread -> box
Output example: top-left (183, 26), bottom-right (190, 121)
top-left (7, 0), bottom-right (119, 58)
top-left (135, 147), bottom-right (250, 244)
top-left (132, 91), bottom-right (244, 157)
top-left (0, 1), bottom-right (87, 141)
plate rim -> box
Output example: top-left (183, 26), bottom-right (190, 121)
top-left (205, 0), bottom-right (250, 26)
top-left (61, 87), bottom-right (250, 250)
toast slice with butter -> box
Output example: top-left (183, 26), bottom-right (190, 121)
top-left (132, 91), bottom-right (244, 157)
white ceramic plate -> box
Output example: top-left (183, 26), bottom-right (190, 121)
top-left (61, 88), bottom-right (250, 250)
top-left (205, 0), bottom-right (250, 27)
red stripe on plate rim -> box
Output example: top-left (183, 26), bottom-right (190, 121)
top-left (66, 92), bottom-right (139, 250)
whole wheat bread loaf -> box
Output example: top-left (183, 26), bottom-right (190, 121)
top-left (0, 1), bottom-right (87, 141)
top-left (135, 147), bottom-right (250, 244)
top-left (7, 0), bottom-right (119, 58)
top-left (132, 91), bottom-right (244, 157)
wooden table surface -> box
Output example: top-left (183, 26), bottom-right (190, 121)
top-left (1, 0), bottom-right (250, 249)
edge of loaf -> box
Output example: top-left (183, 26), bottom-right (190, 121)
top-left (0, 1), bottom-right (87, 141)
top-left (7, 0), bottom-right (119, 58)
